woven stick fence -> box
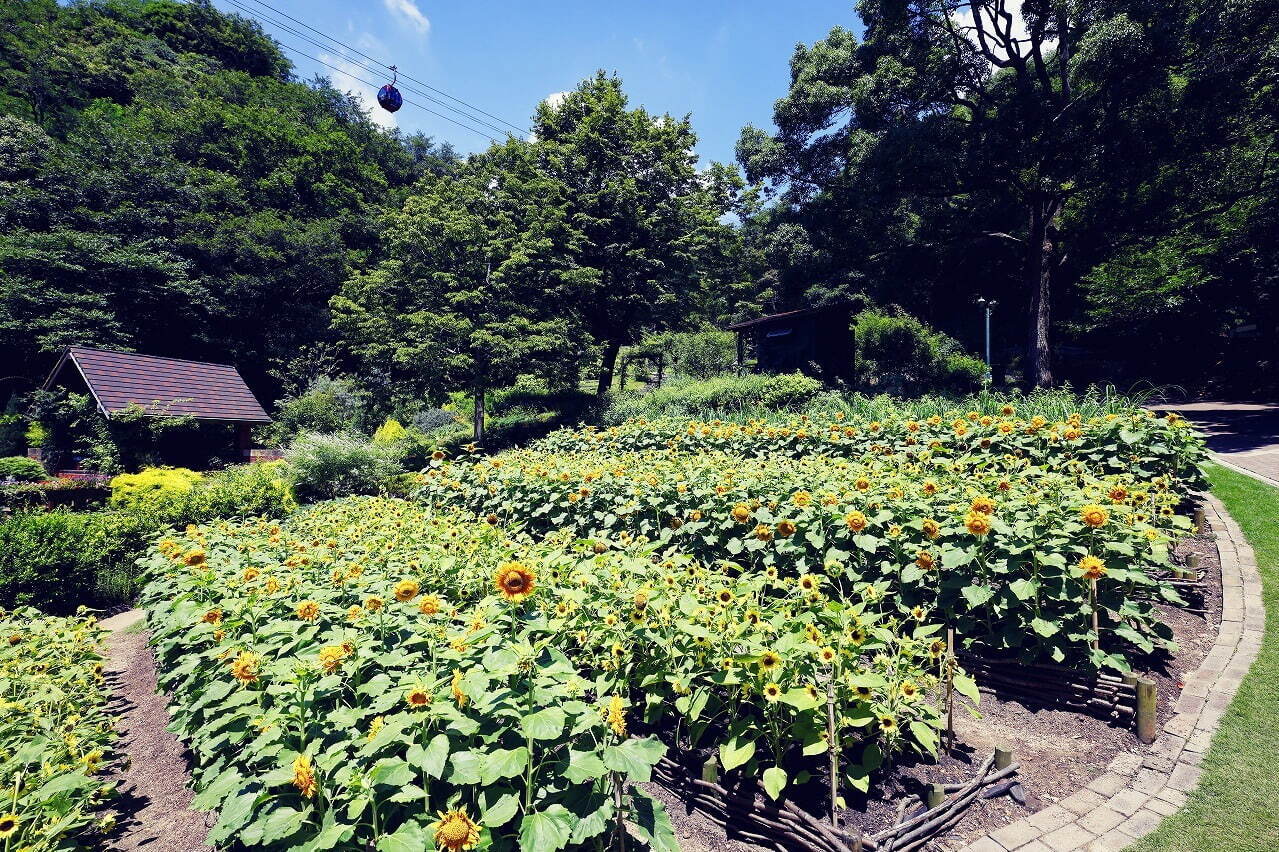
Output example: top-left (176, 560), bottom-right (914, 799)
top-left (956, 651), bottom-right (1139, 722)
top-left (652, 749), bottom-right (1017, 852)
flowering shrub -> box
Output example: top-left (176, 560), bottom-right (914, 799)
top-left (140, 497), bottom-right (961, 847)
top-left (0, 608), bottom-right (116, 849)
top-left (418, 413), bottom-right (1202, 672)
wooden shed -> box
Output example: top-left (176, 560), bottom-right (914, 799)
top-left (40, 346), bottom-right (273, 468)
top-left (727, 303), bottom-right (855, 385)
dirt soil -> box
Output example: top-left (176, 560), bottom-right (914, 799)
top-left (653, 514), bottom-right (1224, 852)
top-left (100, 611), bottom-right (212, 852)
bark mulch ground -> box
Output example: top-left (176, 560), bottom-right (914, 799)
top-left (99, 609), bottom-right (211, 852)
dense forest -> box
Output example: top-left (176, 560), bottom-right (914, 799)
top-left (2, 0), bottom-right (1276, 413)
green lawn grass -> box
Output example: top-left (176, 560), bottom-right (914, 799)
top-left (1128, 462), bottom-right (1279, 852)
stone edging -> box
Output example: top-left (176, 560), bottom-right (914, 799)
top-left (957, 494), bottom-right (1266, 852)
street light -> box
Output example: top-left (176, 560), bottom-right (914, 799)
top-left (976, 297), bottom-right (998, 386)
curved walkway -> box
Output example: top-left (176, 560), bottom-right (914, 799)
top-left (1170, 402), bottom-right (1279, 487)
top-left (958, 495), bottom-right (1266, 852)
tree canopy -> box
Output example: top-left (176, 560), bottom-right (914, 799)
top-left (2, 0), bottom-right (1275, 412)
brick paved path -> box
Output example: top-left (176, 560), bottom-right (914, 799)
top-left (957, 495), bottom-right (1266, 852)
top-left (1168, 401), bottom-right (1279, 486)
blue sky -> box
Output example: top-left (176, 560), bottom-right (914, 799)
top-left (208, 0), bottom-right (857, 164)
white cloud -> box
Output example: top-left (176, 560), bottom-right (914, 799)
top-left (321, 51), bottom-right (397, 129)
top-left (384, 0), bottom-right (430, 35)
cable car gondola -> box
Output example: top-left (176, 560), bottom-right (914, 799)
top-left (377, 65), bottom-right (403, 113)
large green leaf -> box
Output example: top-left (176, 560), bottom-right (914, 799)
top-left (480, 746), bottom-right (529, 785)
top-left (375, 819), bottom-right (429, 852)
top-left (523, 706), bottom-right (566, 740)
top-left (519, 805), bottom-right (575, 852)
top-left (719, 735), bottom-right (756, 771)
top-left (762, 766), bottom-right (788, 800)
top-left (602, 737), bottom-right (665, 782)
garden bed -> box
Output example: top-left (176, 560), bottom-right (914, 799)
top-left (650, 506), bottom-right (1224, 851)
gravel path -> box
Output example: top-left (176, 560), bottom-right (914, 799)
top-left (100, 609), bottom-right (211, 852)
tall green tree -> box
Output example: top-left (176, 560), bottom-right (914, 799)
top-left (737, 0), bottom-right (1260, 387)
top-left (331, 142), bottom-right (581, 441)
top-left (532, 73), bottom-right (739, 393)
top-left (0, 0), bottom-right (455, 403)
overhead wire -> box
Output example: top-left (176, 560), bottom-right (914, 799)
top-left (171, 0), bottom-right (522, 143)
top-left (275, 42), bottom-right (502, 143)
top-left (235, 0), bottom-right (531, 136)
top-left (215, 0), bottom-right (517, 140)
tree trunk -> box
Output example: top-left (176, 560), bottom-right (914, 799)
top-left (596, 342), bottom-right (621, 396)
top-left (472, 386), bottom-right (485, 443)
top-left (1026, 202), bottom-right (1054, 388)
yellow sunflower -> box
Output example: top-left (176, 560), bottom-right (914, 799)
top-left (493, 561), bottom-right (536, 602)
top-left (1080, 505), bottom-right (1110, 528)
top-left (1078, 555), bottom-right (1107, 581)
top-left (292, 754), bottom-right (317, 798)
top-left (431, 810), bottom-right (481, 851)
top-left (394, 578), bottom-right (420, 602)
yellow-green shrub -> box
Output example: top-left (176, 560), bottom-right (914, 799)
top-left (109, 466), bottom-right (203, 509)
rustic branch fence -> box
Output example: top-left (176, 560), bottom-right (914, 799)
top-left (652, 748), bottom-right (1018, 852)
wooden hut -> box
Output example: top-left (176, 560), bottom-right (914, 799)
top-left (39, 346), bottom-right (273, 470)
top-left (727, 303), bottom-right (855, 384)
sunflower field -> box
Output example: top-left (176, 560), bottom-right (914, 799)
top-left (139, 402), bottom-right (1206, 850)
top-left (141, 498), bottom-right (965, 850)
top-left (0, 608), bottom-right (116, 850)
top-left (418, 409), bottom-right (1204, 673)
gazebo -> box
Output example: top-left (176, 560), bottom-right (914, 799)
top-left (38, 346), bottom-right (273, 470)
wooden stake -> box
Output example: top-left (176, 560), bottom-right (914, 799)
top-left (927, 783), bottom-right (946, 810)
top-left (700, 754), bottom-right (719, 784)
top-left (994, 745), bottom-right (1014, 770)
top-left (1193, 506), bottom-right (1206, 531)
top-left (1136, 678), bottom-right (1158, 743)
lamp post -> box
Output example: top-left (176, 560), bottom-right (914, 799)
top-left (976, 297), bottom-right (997, 386)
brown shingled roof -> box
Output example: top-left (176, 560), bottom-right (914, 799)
top-left (44, 347), bottom-right (271, 423)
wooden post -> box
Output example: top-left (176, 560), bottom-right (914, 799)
top-left (1193, 506), bottom-right (1206, 531)
top-left (1136, 678), bottom-right (1158, 743)
top-left (994, 745), bottom-right (1014, 770)
top-left (927, 783), bottom-right (946, 810)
